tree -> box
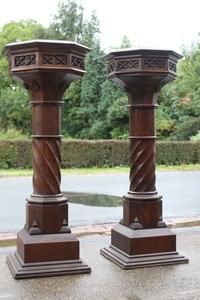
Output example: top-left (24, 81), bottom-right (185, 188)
top-left (120, 35), bottom-right (132, 48)
top-left (50, 0), bottom-right (102, 138)
top-left (82, 11), bottom-right (100, 48)
top-left (50, 0), bottom-right (100, 48)
top-left (157, 43), bottom-right (200, 140)
top-left (79, 45), bottom-right (107, 138)
top-left (50, 0), bottom-right (84, 42)
top-left (0, 20), bottom-right (50, 133)
top-left (0, 86), bottom-right (31, 132)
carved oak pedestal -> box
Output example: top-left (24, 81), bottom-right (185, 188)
top-left (4, 40), bottom-right (91, 278)
top-left (101, 49), bottom-right (189, 269)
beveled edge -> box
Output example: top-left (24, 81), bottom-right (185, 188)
top-left (103, 48), bottom-right (183, 62)
top-left (3, 39), bottom-right (91, 56)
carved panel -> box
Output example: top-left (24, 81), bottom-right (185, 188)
top-left (168, 61), bottom-right (176, 72)
top-left (8, 58), bottom-right (12, 69)
top-left (42, 54), bottom-right (67, 65)
top-left (117, 59), bottom-right (140, 70)
top-left (143, 59), bottom-right (166, 69)
top-left (15, 54), bottom-right (36, 67)
top-left (71, 55), bottom-right (84, 69)
top-left (108, 62), bottom-right (115, 73)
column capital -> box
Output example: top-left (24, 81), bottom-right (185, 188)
top-left (104, 48), bottom-right (182, 94)
top-left (4, 40), bottom-right (90, 101)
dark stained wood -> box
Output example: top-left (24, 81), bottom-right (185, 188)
top-left (101, 49), bottom-right (189, 268)
top-left (4, 40), bottom-right (91, 278)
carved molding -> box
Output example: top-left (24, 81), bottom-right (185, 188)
top-left (60, 219), bottom-right (71, 233)
top-left (29, 220), bottom-right (42, 235)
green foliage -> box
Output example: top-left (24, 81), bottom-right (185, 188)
top-left (158, 43), bottom-right (200, 140)
top-left (80, 46), bottom-right (107, 138)
top-left (0, 128), bottom-right (29, 140)
top-left (0, 140), bottom-right (200, 169)
top-left (62, 81), bottom-right (83, 137)
top-left (0, 86), bottom-right (31, 132)
top-left (81, 11), bottom-right (100, 48)
top-left (0, 20), bottom-right (50, 49)
top-left (50, 0), bottom-right (84, 42)
top-left (0, 20), bottom-right (51, 133)
top-left (156, 105), bottom-right (176, 140)
top-left (106, 96), bottom-right (128, 139)
top-left (50, 0), bottom-right (100, 48)
top-left (156, 141), bottom-right (200, 165)
top-left (191, 131), bottom-right (200, 141)
top-left (1, 0), bottom-right (200, 142)
top-left (171, 117), bottom-right (200, 141)
top-left (120, 35), bottom-right (132, 48)
top-left (79, 46), bottom-right (128, 139)
top-left (0, 140), bottom-right (32, 169)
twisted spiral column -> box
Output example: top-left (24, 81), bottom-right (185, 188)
top-left (32, 138), bottom-right (61, 196)
top-left (122, 101), bottom-right (163, 229)
top-left (129, 138), bottom-right (156, 193)
top-left (26, 98), bottom-right (67, 234)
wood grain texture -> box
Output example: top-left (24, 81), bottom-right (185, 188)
top-left (101, 49), bottom-right (188, 268)
top-left (4, 40), bottom-right (91, 278)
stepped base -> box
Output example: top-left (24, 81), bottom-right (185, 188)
top-left (7, 229), bottom-right (91, 279)
top-left (101, 224), bottom-right (188, 269)
top-left (7, 252), bottom-right (91, 279)
top-left (100, 245), bottom-right (188, 269)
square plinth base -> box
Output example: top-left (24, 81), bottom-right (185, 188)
top-left (100, 224), bottom-right (188, 269)
top-left (7, 229), bottom-right (91, 279)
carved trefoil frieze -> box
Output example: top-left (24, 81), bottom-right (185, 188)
top-left (117, 59), bottom-right (140, 71)
top-left (14, 54), bottom-right (36, 67)
top-left (42, 54), bottom-right (68, 65)
top-left (143, 59), bottom-right (166, 69)
top-left (108, 62), bottom-right (115, 74)
top-left (168, 60), bottom-right (176, 73)
top-left (71, 55), bottom-right (84, 69)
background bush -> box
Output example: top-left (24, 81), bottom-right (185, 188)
top-left (0, 140), bottom-right (199, 169)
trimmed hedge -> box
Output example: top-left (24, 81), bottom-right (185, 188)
top-left (61, 140), bottom-right (129, 167)
top-left (0, 139), bottom-right (200, 169)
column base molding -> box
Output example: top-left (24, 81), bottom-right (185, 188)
top-left (100, 246), bottom-right (188, 269)
top-left (100, 224), bottom-right (188, 269)
top-left (7, 229), bottom-right (91, 279)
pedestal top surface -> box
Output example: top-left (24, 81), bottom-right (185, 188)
top-left (3, 39), bottom-right (90, 54)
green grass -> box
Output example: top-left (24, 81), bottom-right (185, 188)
top-left (0, 129), bottom-right (29, 140)
top-left (0, 164), bottom-right (200, 178)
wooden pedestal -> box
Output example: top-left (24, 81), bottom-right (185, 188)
top-left (7, 229), bottom-right (90, 279)
top-left (101, 49), bottom-right (189, 269)
top-left (4, 40), bottom-right (91, 279)
top-left (101, 224), bottom-right (188, 269)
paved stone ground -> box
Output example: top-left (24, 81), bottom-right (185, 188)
top-left (0, 227), bottom-right (200, 300)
